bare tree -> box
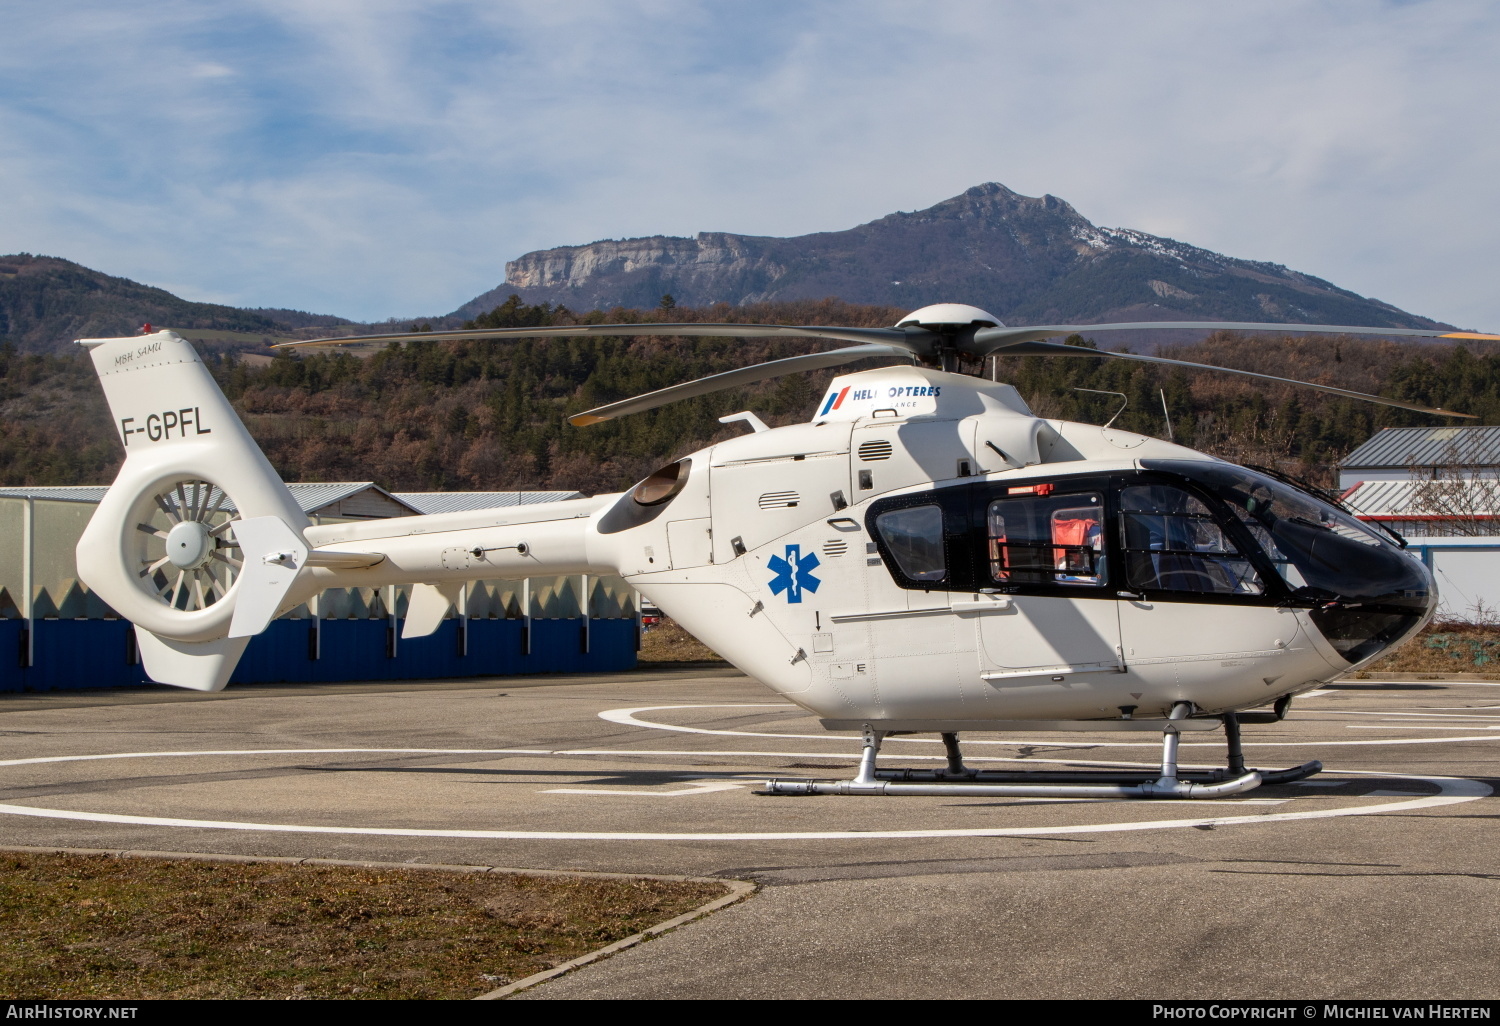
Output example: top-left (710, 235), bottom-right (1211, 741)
top-left (1404, 436), bottom-right (1500, 537)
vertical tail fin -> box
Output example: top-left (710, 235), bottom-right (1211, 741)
top-left (75, 330), bottom-right (308, 689)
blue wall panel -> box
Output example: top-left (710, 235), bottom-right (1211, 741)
top-left (32, 619), bottom-right (144, 690)
top-left (0, 617), bottom-right (636, 692)
top-left (0, 620), bottom-right (21, 692)
top-left (0, 619), bottom-right (153, 693)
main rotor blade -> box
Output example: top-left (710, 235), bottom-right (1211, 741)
top-left (1002, 340), bottom-right (1475, 419)
top-left (569, 345), bottom-right (910, 426)
top-left (280, 322), bottom-right (932, 356)
top-left (971, 321), bottom-right (1500, 356)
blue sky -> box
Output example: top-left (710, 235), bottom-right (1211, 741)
top-left (3, 1), bottom-right (1498, 328)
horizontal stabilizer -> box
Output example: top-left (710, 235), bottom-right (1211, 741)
top-left (402, 581), bottom-right (463, 639)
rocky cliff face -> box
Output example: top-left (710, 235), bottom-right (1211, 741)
top-left (456, 183), bottom-right (1445, 331)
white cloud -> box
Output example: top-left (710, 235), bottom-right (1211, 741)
top-left (0, 0), bottom-right (1497, 328)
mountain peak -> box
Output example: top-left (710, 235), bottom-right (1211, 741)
top-left (467, 183), bottom-right (1445, 332)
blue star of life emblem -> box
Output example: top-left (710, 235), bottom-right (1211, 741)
top-left (768, 544), bottom-right (821, 604)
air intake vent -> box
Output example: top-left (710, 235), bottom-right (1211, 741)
top-left (758, 490), bottom-right (800, 509)
top-left (858, 440), bottom-right (893, 461)
top-left (822, 539), bottom-right (849, 557)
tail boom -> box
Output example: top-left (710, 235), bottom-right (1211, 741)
top-left (284, 501), bottom-right (617, 608)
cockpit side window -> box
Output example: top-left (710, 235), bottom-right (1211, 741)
top-left (1119, 483), bottom-right (1264, 595)
top-left (874, 505), bottom-right (947, 582)
top-left (987, 491), bottom-right (1105, 587)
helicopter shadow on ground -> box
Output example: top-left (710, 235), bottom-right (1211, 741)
top-left (945, 775), bottom-right (1448, 810)
top-left (716, 851), bottom-right (1200, 885)
top-left (298, 764), bottom-right (757, 786)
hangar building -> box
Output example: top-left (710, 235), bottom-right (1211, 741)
top-left (0, 484), bottom-right (639, 692)
top-left (1340, 426), bottom-right (1500, 619)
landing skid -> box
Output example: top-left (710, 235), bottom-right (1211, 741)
top-left (761, 706), bottom-right (1322, 799)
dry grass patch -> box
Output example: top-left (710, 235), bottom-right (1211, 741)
top-left (639, 617), bottom-right (725, 663)
top-left (0, 852), bottom-right (724, 1000)
top-left (1360, 622), bottom-right (1500, 678)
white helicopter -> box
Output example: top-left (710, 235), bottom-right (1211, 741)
top-left (73, 304), bottom-right (1500, 800)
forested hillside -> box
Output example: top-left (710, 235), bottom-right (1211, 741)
top-left (3, 297), bottom-right (1497, 494)
top-left (0, 254), bottom-right (354, 353)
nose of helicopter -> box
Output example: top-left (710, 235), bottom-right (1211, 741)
top-left (1304, 560), bottom-right (1435, 666)
top-left (1143, 459), bottom-right (1437, 668)
top-left (1261, 505), bottom-right (1437, 666)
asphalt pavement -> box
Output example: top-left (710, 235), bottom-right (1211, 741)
top-left (1, 666), bottom-right (1495, 999)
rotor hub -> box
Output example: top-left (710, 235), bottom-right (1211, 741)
top-left (895, 303), bottom-right (1003, 329)
top-left (165, 520), bottom-right (215, 571)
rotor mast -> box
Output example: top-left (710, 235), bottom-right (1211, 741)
top-left (893, 303), bottom-right (1004, 373)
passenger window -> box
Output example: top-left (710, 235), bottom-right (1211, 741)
top-left (875, 505), bottom-right (946, 581)
top-left (987, 491), bottom-right (1105, 587)
top-left (1120, 484), bottom-right (1263, 595)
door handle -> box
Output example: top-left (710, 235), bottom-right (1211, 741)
top-left (952, 596), bottom-right (1013, 613)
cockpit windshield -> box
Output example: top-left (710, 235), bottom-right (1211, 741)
top-left (1143, 460), bottom-right (1433, 662)
top-left (1142, 461), bottom-right (1410, 597)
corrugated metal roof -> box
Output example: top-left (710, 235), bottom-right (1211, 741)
top-left (282, 482), bottom-right (421, 516)
top-left (1340, 426), bottom-right (1500, 469)
top-left (0, 482), bottom-right (423, 516)
top-left (1343, 479), bottom-right (1500, 517)
top-left (0, 485), bottom-right (109, 504)
top-left (394, 490), bottom-right (584, 514)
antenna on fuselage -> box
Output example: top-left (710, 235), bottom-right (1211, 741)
top-left (1073, 387), bottom-right (1129, 429)
top-left (1160, 388), bottom-right (1175, 442)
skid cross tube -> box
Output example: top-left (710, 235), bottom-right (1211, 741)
top-left (760, 713), bottom-right (1322, 798)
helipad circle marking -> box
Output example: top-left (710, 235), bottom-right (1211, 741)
top-left (603, 704), bottom-right (1500, 748)
top-left (0, 748), bottom-right (552, 770)
top-left (0, 772), bottom-right (1483, 841)
top-left (0, 743), bottom-right (1488, 841)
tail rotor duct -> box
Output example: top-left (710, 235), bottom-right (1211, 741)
top-left (133, 477), bottom-right (243, 614)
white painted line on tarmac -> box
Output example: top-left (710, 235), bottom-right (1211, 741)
top-left (0, 743), bottom-right (1213, 774)
top-left (0, 773), bottom-right (1480, 841)
top-left (1303, 735), bottom-right (1500, 745)
top-left (1354, 680), bottom-right (1500, 686)
top-left (538, 777), bottom-right (1281, 804)
top-left (1347, 725), bottom-right (1500, 730)
top-left (1326, 714), bottom-right (1500, 720)
top-left (0, 748), bottom-right (554, 769)
top-left (602, 705), bottom-right (1500, 749)
top-left (0, 753), bottom-right (1484, 842)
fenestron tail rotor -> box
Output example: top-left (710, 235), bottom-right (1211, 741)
top-left (133, 478), bottom-right (243, 613)
top-left (277, 305), bottom-right (1500, 424)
